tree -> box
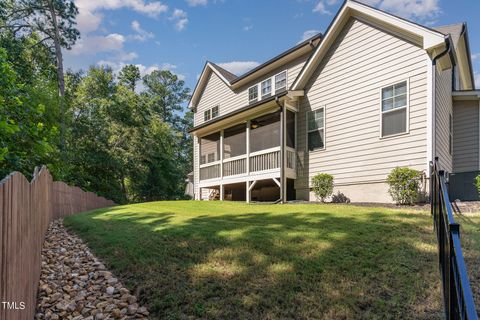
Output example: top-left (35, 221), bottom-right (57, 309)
top-left (142, 70), bottom-right (190, 128)
top-left (118, 65), bottom-right (141, 91)
top-left (1, 0), bottom-right (80, 148)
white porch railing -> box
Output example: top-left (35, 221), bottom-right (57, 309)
top-left (200, 162), bottom-right (220, 180)
top-left (223, 156), bottom-right (247, 176)
top-left (249, 147), bottom-right (280, 172)
top-left (199, 146), bottom-right (296, 182)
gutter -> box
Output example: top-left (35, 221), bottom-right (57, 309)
top-left (275, 97), bottom-right (285, 204)
top-left (431, 37), bottom-right (452, 170)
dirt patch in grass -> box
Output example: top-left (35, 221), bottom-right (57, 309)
top-left (65, 201), bottom-right (442, 319)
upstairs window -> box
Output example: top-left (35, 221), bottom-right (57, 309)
top-left (212, 105), bottom-right (219, 118)
top-left (204, 109), bottom-right (211, 122)
top-left (275, 71), bottom-right (287, 93)
top-left (261, 79), bottom-right (271, 98)
top-left (307, 108), bottom-right (325, 151)
top-left (381, 81), bottom-right (408, 137)
top-left (248, 85), bottom-right (258, 103)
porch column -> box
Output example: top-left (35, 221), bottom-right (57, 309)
top-left (246, 120), bottom-right (250, 175)
top-left (220, 184), bottom-right (224, 201)
top-left (246, 181), bottom-right (250, 203)
top-left (280, 105), bottom-right (286, 203)
top-left (220, 130), bottom-right (224, 180)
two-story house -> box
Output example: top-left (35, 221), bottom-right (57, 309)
top-left (188, 0), bottom-right (478, 203)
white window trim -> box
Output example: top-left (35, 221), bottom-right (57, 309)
top-left (307, 106), bottom-right (326, 152)
top-left (261, 78), bottom-right (272, 98)
top-left (274, 70), bottom-right (288, 92)
top-left (204, 109), bottom-right (211, 122)
top-left (212, 105), bottom-right (219, 119)
top-left (379, 79), bottom-right (410, 139)
top-left (248, 85), bottom-right (259, 103)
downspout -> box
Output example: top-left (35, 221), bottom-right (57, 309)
top-left (431, 37), bottom-right (452, 169)
top-left (276, 97), bottom-right (285, 204)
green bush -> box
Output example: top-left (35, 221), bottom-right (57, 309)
top-left (475, 175), bottom-right (480, 195)
top-left (386, 167), bottom-right (422, 205)
top-left (311, 173), bottom-right (334, 202)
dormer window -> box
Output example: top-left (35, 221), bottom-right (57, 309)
top-left (248, 85), bottom-right (258, 104)
top-left (204, 109), bottom-right (211, 122)
top-left (275, 71), bottom-right (287, 93)
top-left (261, 79), bottom-right (271, 98)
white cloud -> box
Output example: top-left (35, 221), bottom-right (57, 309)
top-left (217, 61), bottom-right (260, 76)
top-left (75, 0), bottom-right (168, 34)
top-left (313, 1), bottom-right (331, 15)
top-left (299, 29), bottom-right (320, 43)
top-left (326, 0), bottom-right (339, 4)
top-left (130, 20), bottom-right (154, 41)
top-left (243, 25), bottom-right (253, 31)
top-left (472, 53), bottom-right (480, 61)
top-left (186, 0), bottom-right (208, 6)
top-left (117, 51), bottom-right (139, 61)
top-left (170, 9), bottom-right (188, 31)
top-left (475, 72), bottom-right (480, 89)
top-left (70, 33), bottom-right (126, 55)
top-left (357, 0), bottom-right (441, 20)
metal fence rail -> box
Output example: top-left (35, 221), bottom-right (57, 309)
top-left (430, 159), bottom-right (478, 319)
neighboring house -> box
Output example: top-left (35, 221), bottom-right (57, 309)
top-left (188, 0), bottom-right (478, 203)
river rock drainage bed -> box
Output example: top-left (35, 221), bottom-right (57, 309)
top-left (35, 219), bottom-right (149, 320)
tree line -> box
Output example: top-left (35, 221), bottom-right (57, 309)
top-left (0, 0), bottom-right (193, 203)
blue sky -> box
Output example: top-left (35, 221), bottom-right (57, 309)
top-left (64, 0), bottom-right (480, 91)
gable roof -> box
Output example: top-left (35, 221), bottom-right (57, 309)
top-left (291, 0), bottom-right (447, 90)
top-left (188, 33), bottom-right (322, 109)
top-left (435, 23), bottom-right (475, 90)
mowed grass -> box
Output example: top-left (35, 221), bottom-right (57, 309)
top-left (457, 214), bottom-right (480, 312)
top-left (64, 201), bottom-right (442, 319)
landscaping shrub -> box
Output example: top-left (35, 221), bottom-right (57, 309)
top-left (475, 174), bottom-right (480, 196)
top-left (311, 173), bottom-right (334, 202)
top-left (387, 167), bottom-right (422, 205)
top-left (331, 191), bottom-right (350, 203)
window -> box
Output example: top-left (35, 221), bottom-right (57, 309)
top-left (381, 81), bottom-right (408, 137)
top-left (204, 109), bottom-right (211, 122)
top-left (207, 153), bottom-right (216, 163)
top-left (261, 79), bottom-right (271, 98)
top-left (212, 105), bottom-right (219, 118)
top-left (449, 113), bottom-right (453, 155)
top-left (307, 108), bottom-right (325, 151)
top-left (248, 85), bottom-right (258, 103)
top-left (275, 71), bottom-right (287, 93)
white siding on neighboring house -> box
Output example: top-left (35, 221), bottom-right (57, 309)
top-left (435, 67), bottom-right (453, 172)
top-left (296, 18), bottom-right (430, 202)
top-left (453, 100), bottom-right (479, 172)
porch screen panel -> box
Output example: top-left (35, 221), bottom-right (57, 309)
top-left (200, 132), bottom-right (220, 165)
top-left (250, 112), bottom-right (280, 153)
top-left (286, 110), bottom-right (295, 148)
top-left (224, 124), bottom-right (246, 159)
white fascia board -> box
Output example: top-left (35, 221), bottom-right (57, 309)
top-left (291, 0), bottom-right (445, 90)
top-left (189, 62), bottom-right (233, 109)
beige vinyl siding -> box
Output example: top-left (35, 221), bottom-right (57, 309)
top-left (453, 100), bottom-right (479, 172)
top-left (296, 18), bottom-right (429, 194)
top-left (194, 55), bottom-right (309, 127)
top-left (435, 67), bottom-right (453, 172)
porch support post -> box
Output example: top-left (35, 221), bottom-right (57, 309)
top-left (246, 120), bottom-right (250, 175)
top-left (279, 102), bottom-right (286, 203)
top-left (246, 181), bottom-right (251, 203)
top-left (220, 184), bottom-right (224, 201)
top-left (220, 130), bottom-right (224, 179)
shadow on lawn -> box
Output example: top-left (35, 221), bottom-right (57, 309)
top-left (66, 206), bottom-right (442, 320)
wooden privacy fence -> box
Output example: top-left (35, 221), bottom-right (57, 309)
top-left (0, 166), bottom-right (114, 320)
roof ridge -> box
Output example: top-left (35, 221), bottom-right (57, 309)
top-left (209, 61), bottom-right (238, 83)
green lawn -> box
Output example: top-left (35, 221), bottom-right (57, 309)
top-left (457, 214), bottom-right (480, 311)
top-left (64, 201), bottom-right (442, 319)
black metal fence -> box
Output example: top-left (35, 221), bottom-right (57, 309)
top-left (430, 160), bottom-right (478, 319)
